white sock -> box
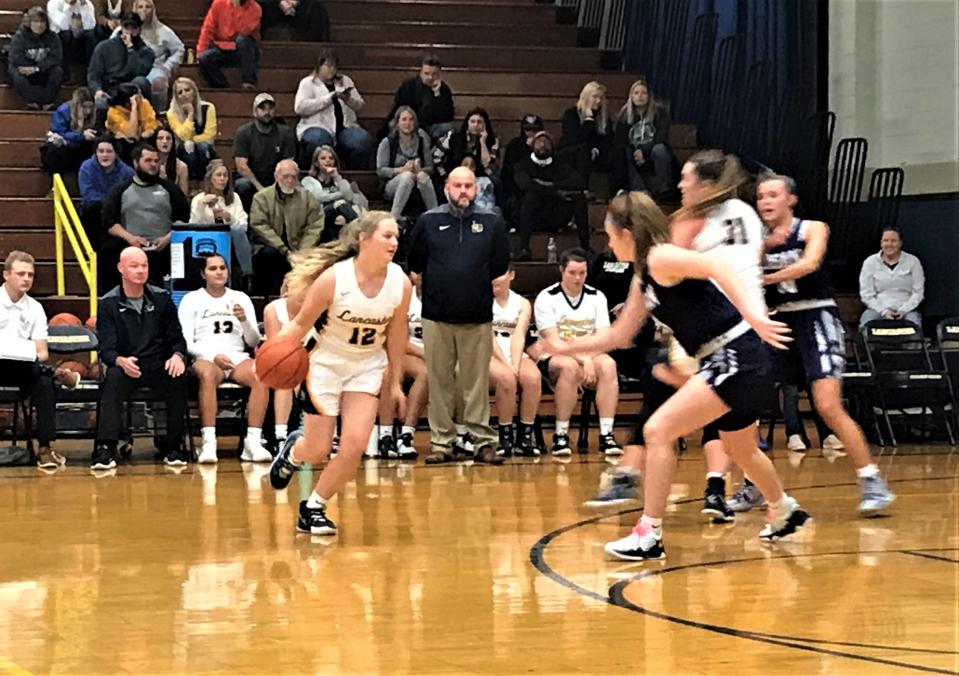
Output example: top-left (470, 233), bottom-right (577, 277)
top-left (614, 465), bottom-right (639, 478)
top-left (520, 419), bottom-right (535, 427)
top-left (599, 417), bottom-right (614, 435)
top-left (555, 420), bottom-right (570, 436)
top-left (306, 491), bottom-right (326, 508)
top-left (455, 424), bottom-right (468, 437)
top-left (275, 423), bottom-right (288, 440)
top-left (706, 471), bottom-right (725, 479)
top-left (201, 426), bottom-right (216, 443)
top-left (769, 493), bottom-right (792, 519)
top-left (245, 427), bottom-right (262, 444)
top-left (856, 464), bottom-right (879, 479)
top-left (379, 424), bottom-right (393, 439)
top-left (401, 425), bottom-right (415, 437)
top-left (639, 514), bottom-right (662, 531)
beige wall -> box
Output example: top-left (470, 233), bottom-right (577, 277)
top-left (829, 0), bottom-right (959, 194)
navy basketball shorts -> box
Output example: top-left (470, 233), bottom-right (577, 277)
top-left (698, 331), bottom-right (774, 432)
top-left (777, 307), bottom-right (846, 383)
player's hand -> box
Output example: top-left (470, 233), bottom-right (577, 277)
top-left (213, 354), bottom-right (235, 371)
top-left (510, 357), bottom-right (521, 376)
top-left (749, 316), bottom-right (792, 350)
top-left (581, 358), bottom-right (597, 387)
top-left (166, 353), bottom-right (185, 377)
top-left (116, 356), bottom-right (141, 378)
top-left (232, 303), bottom-right (247, 323)
top-left (391, 384), bottom-right (406, 420)
top-left (633, 148), bottom-right (644, 164)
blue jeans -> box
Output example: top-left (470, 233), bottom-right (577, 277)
top-left (234, 177), bottom-right (258, 213)
top-left (300, 125), bottom-right (372, 169)
top-left (178, 141), bottom-right (213, 181)
top-left (231, 224), bottom-right (254, 275)
top-left (859, 308), bottom-right (921, 330)
top-left (198, 35), bottom-right (259, 88)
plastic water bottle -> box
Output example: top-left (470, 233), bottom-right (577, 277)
top-left (546, 236), bottom-right (558, 263)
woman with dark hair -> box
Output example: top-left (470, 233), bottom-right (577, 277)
top-left (77, 136), bottom-right (133, 246)
top-left (615, 80), bottom-right (675, 199)
top-left (190, 159), bottom-right (254, 283)
top-left (40, 86), bottom-right (97, 174)
top-left (167, 77), bottom-right (217, 181)
top-left (154, 125), bottom-right (188, 194)
top-left (434, 107), bottom-right (499, 180)
top-left (105, 82), bottom-right (159, 161)
top-left (7, 7), bottom-right (64, 110)
top-left (375, 105), bottom-right (437, 220)
top-left (542, 190), bottom-right (806, 561)
top-left (294, 50), bottom-right (370, 169)
top-left (302, 145), bottom-right (359, 242)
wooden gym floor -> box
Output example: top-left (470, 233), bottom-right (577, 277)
top-left (0, 433), bottom-right (956, 675)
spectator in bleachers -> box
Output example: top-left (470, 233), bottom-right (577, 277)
top-left (88, 11), bottom-right (154, 114)
top-left (232, 92), bottom-right (297, 211)
top-left (433, 107), bottom-right (499, 183)
top-left (500, 113), bottom-right (544, 225)
top-left (386, 54), bottom-right (455, 142)
top-left (558, 80), bottom-right (614, 196)
top-left (178, 253), bottom-right (272, 464)
top-left (512, 131), bottom-right (588, 261)
top-left (167, 77), bottom-right (217, 181)
top-left (40, 85), bottom-right (97, 175)
top-left (46, 0), bottom-right (97, 81)
top-left (258, 0), bottom-right (328, 41)
top-left (615, 80), bottom-right (675, 200)
top-left (99, 143), bottom-right (190, 288)
top-left (376, 105), bottom-right (437, 221)
top-left (490, 265), bottom-right (541, 457)
top-left (294, 50), bottom-right (370, 170)
top-left (7, 7), bottom-right (64, 111)
top-left (190, 159), bottom-right (254, 284)
top-left (78, 136), bottom-right (133, 246)
top-left (118, 0), bottom-right (183, 113)
top-left (0, 251), bottom-right (66, 470)
top-left (249, 158), bottom-right (324, 294)
top-left (92, 0), bottom-right (130, 41)
top-left (91, 246), bottom-right (189, 470)
top-left (531, 247), bottom-right (622, 457)
top-left (301, 145), bottom-right (359, 243)
top-left (154, 125), bottom-right (188, 194)
top-left (858, 227), bottom-right (925, 329)
top-left (196, 0), bottom-right (262, 90)
top-left (104, 81), bottom-right (158, 161)
top-left (406, 167), bottom-right (510, 465)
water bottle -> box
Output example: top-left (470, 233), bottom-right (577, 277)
top-left (546, 236), bottom-right (558, 263)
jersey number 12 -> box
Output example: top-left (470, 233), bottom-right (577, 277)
top-left (348, 327), bottom-right (376, 346)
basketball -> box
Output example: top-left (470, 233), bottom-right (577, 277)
top-left (255, 336), bottom-right (308, 389)
top-left (50, 312), bottom-right (82, 326)
top-left (58, 360), bottom-right (88, 379)
top-left (85, 316), bottom-right (97, 332)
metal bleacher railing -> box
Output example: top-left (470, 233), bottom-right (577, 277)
top-left (52, 173), bottom-right (97, 323)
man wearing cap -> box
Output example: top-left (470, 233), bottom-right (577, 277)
top-left (512, 131), bottom-right (589, 261)
top-left (87, 11), bottom-right (154, 114)
top-left (501, 114), bottom-right (545, 208)
top-left (232, 91), bottom-right (297, 211)
top-left (197, 0), bottom-right (262, 89)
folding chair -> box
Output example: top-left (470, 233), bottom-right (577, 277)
top-left (841, 321), bottom-right (888, 446)
top-left (934, 317), bottom-right (959, 416)
top-left (0, 386), bottom-right (33, 456)
top-left (862, 319), bottom-right (956, 446)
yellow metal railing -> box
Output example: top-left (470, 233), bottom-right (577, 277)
top-left (52, 173), bottom-right (97, 321)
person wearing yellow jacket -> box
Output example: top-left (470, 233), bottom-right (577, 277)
top-left (105, 82), bottom-right (159, 163)
top-left (167, 76), bottom-right (218, 180)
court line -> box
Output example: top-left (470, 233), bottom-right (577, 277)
top-left (901, 550), bottom-right (959, 564)
top-left (529, 474), bottom-right (959, 673)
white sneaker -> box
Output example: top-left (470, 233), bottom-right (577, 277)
top-left (196, 439), bottom-right (218, 464)
top-left (786, 434), bottom-right (807, 452)
top-left (822, 434), bottom-right (845, 451)
top-left (241, 438), bottom-right (273, 463)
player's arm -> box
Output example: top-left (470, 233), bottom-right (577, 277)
top-left (176, 294), bottom-right (199, 358)
top-left (510, 298), bottom-right (532, 370)
top-left (263, 303), bottom-right (282, 340)
top-left (280, 270), bottom-right (335, 343)
top-left (34, 338), bottom-right (49, 364)
top-left (543, 277), bottom-right (648, 356)
top-left (386, 276), bottom-right (413, 392)
top-left (763, 220), bottom-right (828, 285)
top-left (649, 244), bottom-right (791, 349)
top-left (238, 294), bottom-right (261, 348)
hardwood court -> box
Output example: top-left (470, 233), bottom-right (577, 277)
top-left (0, 439), bottom-right (956, 674)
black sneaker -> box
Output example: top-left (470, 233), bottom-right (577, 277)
top-left (551, 432), bottom-right (571, 456)
top-left (270, 430), bottom-right (302, 490)
top-left (496, 425), bottom-right (514, 457)
top-left (377, 434), bottom-right (398, 459)
top-left (598, 432), bottom-right (623, 456)
top-left (163, 448), bottom-right (189, 467)
top-left (296, 500), bottom-right (337, 536)
top-left (90, 442), bottom-right (117, 470)
top-left (604, 526), bottom-right (666, 561)
top-left (396, 432), bottom-right (418, 460)
top-left (702, 489), bottom-right (735, 523)
top-left (759, 499), bottom-right (813, 541)
top-left (515, 425), bottom-right (541, 457)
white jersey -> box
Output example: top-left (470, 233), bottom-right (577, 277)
top-left (312, 259), bottom-right (405, 359)
top-left (692, 198), bottom-right (766, 310)
top-left (407, 291), bottom-right (423, 349)
top-left (267, 297), bottom-right (290, 326)
top-left (534, 283), bottom-right (610, 344)
top-left (492, 290), bottom-right (524, 362)
top-left (178, 287), bottom-right (259, 360)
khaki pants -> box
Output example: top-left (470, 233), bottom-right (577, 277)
top-left (421, 319), bottom-right (496, 451)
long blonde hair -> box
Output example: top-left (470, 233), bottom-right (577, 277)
top-left (617, 80), bottom-right (658, 126)
top-left (168, 77), bottom-right (204, 126)
top-left (285, 210), bottom-right (392, 302)
top-left (576, 81), bottom-right (608, 135)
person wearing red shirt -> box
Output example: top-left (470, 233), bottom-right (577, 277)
top-left (196, 0), bottom-right (261, 89)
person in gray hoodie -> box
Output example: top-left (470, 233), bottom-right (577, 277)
top-left (7, 7), bottom-right (64, 110)
top-left (110, 0), bottom-right (183, 112)
top-left (87, 11), bottom-right (154, 114)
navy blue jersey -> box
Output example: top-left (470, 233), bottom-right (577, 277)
top-left (643, 275), bottom-right (743, 357)
top-left (763, 218), bottom-right (835, 310)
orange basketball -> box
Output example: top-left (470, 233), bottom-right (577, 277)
top-left (50, 312), bottom-right (82, 326)
top-left (58, 360), bottom-right (88, 379)
top-left (85, 316), bottom-right (97, 332)
top-left (255, 336), bottom-right (309, 389)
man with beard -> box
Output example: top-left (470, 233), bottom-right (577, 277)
top-left (233, 92), bottom-right (297, 211)
top-left (512, 131), bottom-right (589, 261)
top-left (406, 166), bottom-right (510, 465)
top-left (249, 158), bottom-right (325, 294)
top-left (99, 142), bottom-right (190, 288)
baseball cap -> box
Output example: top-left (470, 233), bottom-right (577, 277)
top-left (521, 114), bottom-right (545, 132)
top-left (532, 130), bottom-right (553, 145)
top-left (253, 92), bottom-right (276, 109)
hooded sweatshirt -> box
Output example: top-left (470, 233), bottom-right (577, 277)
top-left (8, 25), bottom-right (62, 71)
